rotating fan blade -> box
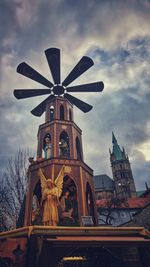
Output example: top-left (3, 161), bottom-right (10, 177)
top-left (17, 62), bottom-right (53, 88)
top-left (62, 56), bottom-right (94, 87)
top-left (45, 48), bottom-right (60, 84)
top-left (31, 95), bottom-right (55, 117)
top-left (67, 81), bottom-right (104, 93)
top-left (14, 89), bottom-right (51, 99)
top-left (64, 93), bottom-right (92, 113)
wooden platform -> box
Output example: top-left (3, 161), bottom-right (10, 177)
top-left (0, 226), bottom-right (150, 267)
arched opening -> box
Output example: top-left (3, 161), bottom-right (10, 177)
top-left (69, 109), bottom-right (72, 121)
top-left (86, 183), bottom-right (96, 225)
top-left (50, 105), bottom-right (54, 121)
top-left (60, 105), bottom-right (65, 120)
top-left (43, 133), bottom-right (52, 159)
top-left (32, 181), bottom-right (42, 225)
top-left (76, 137), bottom-right (82, 160)
top-left (59, 131), bottom-right (70, 158)
top-left (58, 175), bottom-right (79, 226)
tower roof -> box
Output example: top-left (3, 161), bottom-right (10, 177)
top-left (93, 174), bottom-right (114, 192)
top-left (112, 132), bottom-right (123, 160)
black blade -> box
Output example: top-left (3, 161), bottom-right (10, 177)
top-left (14, 89), bottom-right (51, 99)
top-left (67, 81), bottom-right (104, 93)
top-left (31, 95), bottom-right (55, 117)
top-left (64, 93), bottom-right (92, 113)
top-left (62, 56), bottom-right (94, 87)
top-left (17, 62), bottom-right (53, 88)
top-left (45, 48), bottom-right (60, 84)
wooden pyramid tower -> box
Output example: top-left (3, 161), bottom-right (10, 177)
top-left (24, 96), bottom-right (98, 227)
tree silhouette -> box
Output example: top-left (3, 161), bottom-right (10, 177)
top-left (0, 150), bottom-right (30, 231)
top-left (99, 197), bottom-right (128, 225)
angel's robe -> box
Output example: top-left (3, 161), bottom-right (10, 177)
top-left (42, 186), bottom-right (59, 226)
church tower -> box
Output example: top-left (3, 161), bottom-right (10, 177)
top-left (110, 132), bottom-right (136, 199)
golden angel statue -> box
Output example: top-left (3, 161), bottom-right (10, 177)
top-left (38, 165), bottom-right (71, 226)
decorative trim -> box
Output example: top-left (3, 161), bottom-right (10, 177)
top-left (80, 166), bottom-right (86, 216)
top-left (54, 123), bottom-right (56, 157)
top-left (52, 164), bottom-right (55, 181)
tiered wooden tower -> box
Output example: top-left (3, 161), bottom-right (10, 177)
top-left (13, 47), bottom-right (104, 227)
top-left (24, 96), bottom-right (97, 226)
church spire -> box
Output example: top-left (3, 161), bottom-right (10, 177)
top-left (112, 131), bottom-right (117, 144)
top-left (110, 132), bottom-right (137, 199)
top-left (112, 132), bottom-right (123, 161)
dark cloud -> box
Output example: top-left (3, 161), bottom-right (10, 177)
top-left (0, 96), bottom-right (42, 169)
top-left (79, 83), bottom-right (150, 190)
top-left (0, 1), bottom-right (18, 40)
top-left (132, 156), bottom-right (150, 190)
top-left (0, 0), bottom-right (150, 192)
top-left (89, 36), bottom-right (150, 66)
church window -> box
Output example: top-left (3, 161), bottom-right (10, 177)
top-left (121, 172), bottom-right (125, 178)
top-left (59, 131), bottom-right (70, 158)
top-left (50, 105), bottom-right (54, 121)
top-left (86, 183), bottom-right (96, 224)
top-left (69, 109), bottom-right (72, 121)
top-left (60, 105), bottom-right (64, 120)
top-left (43, 133), bottom-right (52, 159)
top-left (76, 137), bottom-right (82, 160)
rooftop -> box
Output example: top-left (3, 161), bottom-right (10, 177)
top-left (96, 196), bottom-right (150, 209)
top-left (93, 174), bottom-right (114, 192)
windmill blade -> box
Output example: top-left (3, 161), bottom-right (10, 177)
top-left (64, 93), bottom-right (92, 113)
top-left (67, 81), bottom-right (104, 93)
top-left (14, 89), bottom-right (51, 99)
top-left (17, 62), bottom-right (53, 88)
top-left (45, 48), bottom-right (60, 84)
top-left (31, 95), bottom-right (55, 117)
top-left (62, 56), bottom-right (94, 87)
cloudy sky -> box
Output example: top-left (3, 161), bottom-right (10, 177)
top-left (1, 0), bottom-right (150, 190)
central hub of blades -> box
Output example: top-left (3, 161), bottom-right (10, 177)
top-left (53, 85), bottom-right (64, 96)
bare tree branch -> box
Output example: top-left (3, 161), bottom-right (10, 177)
top-left (0, 150), bottom-right (31, 231)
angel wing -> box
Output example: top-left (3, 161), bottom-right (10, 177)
top-left (54, 165), bottom-right (71, 197)
top-left (54, 165), bottom-right (65, 197)
top-left (38, 168), bottom-right (47, 195)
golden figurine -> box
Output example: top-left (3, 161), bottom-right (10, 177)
top-left (38, 165), bottom-right (71, 226)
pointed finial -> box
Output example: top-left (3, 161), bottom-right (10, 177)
top-left (145, 182), bottom-right (149, 190)
top-left (112, 132), bottom-right (123, 160)
top-left (112, 131), bottom-right (117, 144)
